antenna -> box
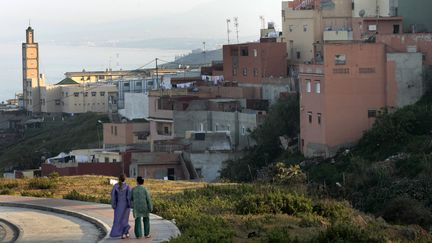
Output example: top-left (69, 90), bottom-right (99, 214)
top-left (226, 18), bottom-right (231, 44)
top-left (234, 17), bottom-right (239, 44)
top-left (28, 19), bottom-right (31, 27)
top-left (260, 16), bottom-right (265, 29)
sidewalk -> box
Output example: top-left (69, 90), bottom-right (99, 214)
top-left (0, 196), bottom-right (180, 242)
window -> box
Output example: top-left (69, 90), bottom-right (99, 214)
top-left (74, 92), bottom-right (79, 97)
top-left (253, 49), bottom-right (258, 57)
top-left (99, 75), bottom-right (105, 80)
top-left (232, 68), bottom-right (237, 76)
top-left (113, 159), bottom-right (117, 163)
top-left (124, 82), bottom-right (130, 87)
top-left (105, 157), bottom-right (109, 163)
top-left (114, 126), bottom-right (117, 136)
top-left (241, 126), bottom-right (246, 135)
top-left (240, 47), bottom-right (249, 56)
top-left (317, 113), bottom-right (322, 125)
top-left (230, 47), bottom-right (239, 56)
top-left (308, 112), bottom-right (313, 124)
top-left (303, 24), bottom-right (308, 32)
top-left (84, 92), bottom-right (88, 97)
top-left (368, 110), bottom-right (377, 118)
top-left (91, 92), bottom-right (97, 97)
top-left (164, 126), bottom-right (169, 135)
top-left (393, 25), bottom-right (400, 34)
top-left (297, 51), bottom-right (301, 59)
top-left (242, 68), bottom-right (248, 76)
top-left (306, 80), bottom-right (311, 93)
top-left (100, 92), bottom-right (105, 96)
top-left (215, 123), bottom-right (219, 131)
top-left (335, 54), bottom-right (346, 65)
top-left (253, 68), bottom-right (258, 77)
top-left (55, 99), bottom-right (60, 106)
top-left (315, 81), bottom-right (321, 94)
top-left (136, 82), bottom-right (142, 86)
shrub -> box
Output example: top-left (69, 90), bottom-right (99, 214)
top-left (48, 172), bottom-right (60, 180)
top-left (21, 190), bottom-right (54, 198)
top-left (310, 224), bottom-right (385, 243)
top-left (381, 196), bottom-right (432, 229)
top-left (0, 189), bottom-right (13, 195)
top-left (313, 200), bottom-right (352, 222)
top-left (28, 178), bottom-right (56, 190)
top-left (0, 180), bottom-right (19, 190)
top-left (262, 227), bottom-right (300, 243)
top-left (63, 189), bottom-right (109, 204)
top-left (235, 192), bottom-right (313, 216)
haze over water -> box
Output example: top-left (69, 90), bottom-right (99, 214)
top-left (0, 43), bottom-right (187, 102)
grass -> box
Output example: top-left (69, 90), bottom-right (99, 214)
top-left (0, 175), bottom-right (430, 242)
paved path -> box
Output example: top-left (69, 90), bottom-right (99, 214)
top-left (0, 206), bottom-right (100, 242)
top-left (0, 196), bottom-right (180, 242)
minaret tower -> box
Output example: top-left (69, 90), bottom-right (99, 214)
top-left (22, 25), bottom-right (41, 113)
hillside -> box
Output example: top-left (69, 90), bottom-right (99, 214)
top-left (0, 113), bottom-right (109, 172)
top-left (1, 175), bottom-right (430, 242)
top-left (161, 48), bottom-right (222, 68)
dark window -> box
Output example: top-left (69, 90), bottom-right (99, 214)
top-left (393, 25), bottom-right (400, 34)
top-left (74, 92), bottom-right (79, 97)
top-left (114, 126), bottom-right (117, 135)
top-left (297, 51), bottom-right (301, 59)
top-left (100, 92), bottom-right (105, 97)
top-left (317, 113), bottom-right (322, 125)
top-left (253, 68), bottom-right (258, 77)
top-left (368, 110), bottom-right (377, 118)
top-left (98, 75), bottom-right (105, 80)
top-left (167, 168), bottom-right (175, 180)
top-left (91, 92), bottom-right (97, 97)
top-left (230, 47), bottom-right (239, 56)
top-left (136, 82), bottom-right (142, 86)
top-left (55, 99), bottom-right (60, 106)
top-left (124, 83), bottom-right (130, 87)
top-left (243, 68), bottom-right (248, 76)
top-left (240, 47), bottom-right (249, 56)
top-left (84, 92), bottom-right (88, 97)
top-left (308, 112), bottom-right (312, 124)
top-left (195, 133), bottom-right (206, 141)
top-left (164, 126), bottom-right (169, 135)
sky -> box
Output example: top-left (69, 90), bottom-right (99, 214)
top-left (0, 0), bottom-right (284, 44)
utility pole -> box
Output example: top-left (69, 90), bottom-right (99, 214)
top-left (202, 41), bottom-right (207, 65)
top-left (226, 18), bottom-right (231, 44)
top-left (234, 17), bottom-right (239, 43)
top-left (155, 58), bottom-right (159, 89)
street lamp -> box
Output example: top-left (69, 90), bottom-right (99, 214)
top-left (97, 120), bottom-right (103, 149)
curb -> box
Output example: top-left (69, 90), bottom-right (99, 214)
top-left (0, 218), bottom-right (22, 243)
top-left (0, 202), bottom-right (110, 242)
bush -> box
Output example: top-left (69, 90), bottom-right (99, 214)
top-left (235, 192), bottom-right (313, 216)
top-left (0, 189), bottom-right (13, 195)
top-left (262, 227), bottom-right (300, 243)
top-left (21, 190), bottom-right (54, 198)
top-left (311, 224), bottom-right (385, 243)
top-left (48, 172), bottom-right (60, 180)
top-left (28, 178), bottom-right (56, 190)
top-left (381, 196), bottom-right (432, 229)
top-left (313, 200), bottom-right (352, 222)
top-left (63, 189), bottom-right (109, 204)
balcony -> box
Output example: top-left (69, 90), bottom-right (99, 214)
top-left (324, 30), bottom-right (353, 41)
top-left (299, 64), bottom-right (324, 75)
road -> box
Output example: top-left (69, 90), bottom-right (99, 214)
top-left (0, 206), bottom-right (101, 243)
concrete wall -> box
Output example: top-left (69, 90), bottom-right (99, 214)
top-left (103, 122), bottom-right (149, 146)
top-left (188, 152), bottom-right (237, 182)
top-left (118, 93), bottom-right (149, 120)
top-left (42, 162), bottom-right (125, 177)
top-left (387, 52), bottom-right (424, 107)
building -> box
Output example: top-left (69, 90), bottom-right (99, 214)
top-left (103, 122), bottom-right (150, 150)
top-left (398, 0), bottom-right (432, 33)
top-left (129, 152), bottom-right (189, 180)
top-left (117, 78), bottom-right (156, 109)
top-left (299, 42), bottom-right (424, 158)
top-left (42, 81), bottom-right (118, 114)
top-left (22, 26), bottom-right (45, 113)
top-left (223, 41), bottom-right (287, 84)
top-left (65, 69), bottom-right (150, 84)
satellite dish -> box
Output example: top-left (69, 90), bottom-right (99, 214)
top-left (359, 9), bottom-right (366, 17)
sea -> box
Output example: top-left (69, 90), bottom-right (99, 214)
top-left (0, 42), bottom-right (188, 102)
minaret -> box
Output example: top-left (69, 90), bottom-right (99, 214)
top-left (22, 25), bottom-right (41, 113)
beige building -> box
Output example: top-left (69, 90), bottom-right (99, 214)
top-left (42, 81), bottom-right (118, 114)
top-left (22, 26), bottom-right (46, 113)
top-left (65, 69), bottom-right (150, 84)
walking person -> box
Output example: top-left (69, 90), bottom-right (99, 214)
top-left (131, 176), bottom-right (153, 239)
top-left (110, 174), bottom-right (131, 239)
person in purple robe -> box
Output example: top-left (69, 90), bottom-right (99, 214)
top-left (110, 174), bottom-right (131, 239)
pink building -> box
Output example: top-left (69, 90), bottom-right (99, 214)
top-left (300, 42), bottom-right (424, 158)
top-left (223, 42), bottom-right (287, 84)
top-left (103, 122), bottom-right (150, 149)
